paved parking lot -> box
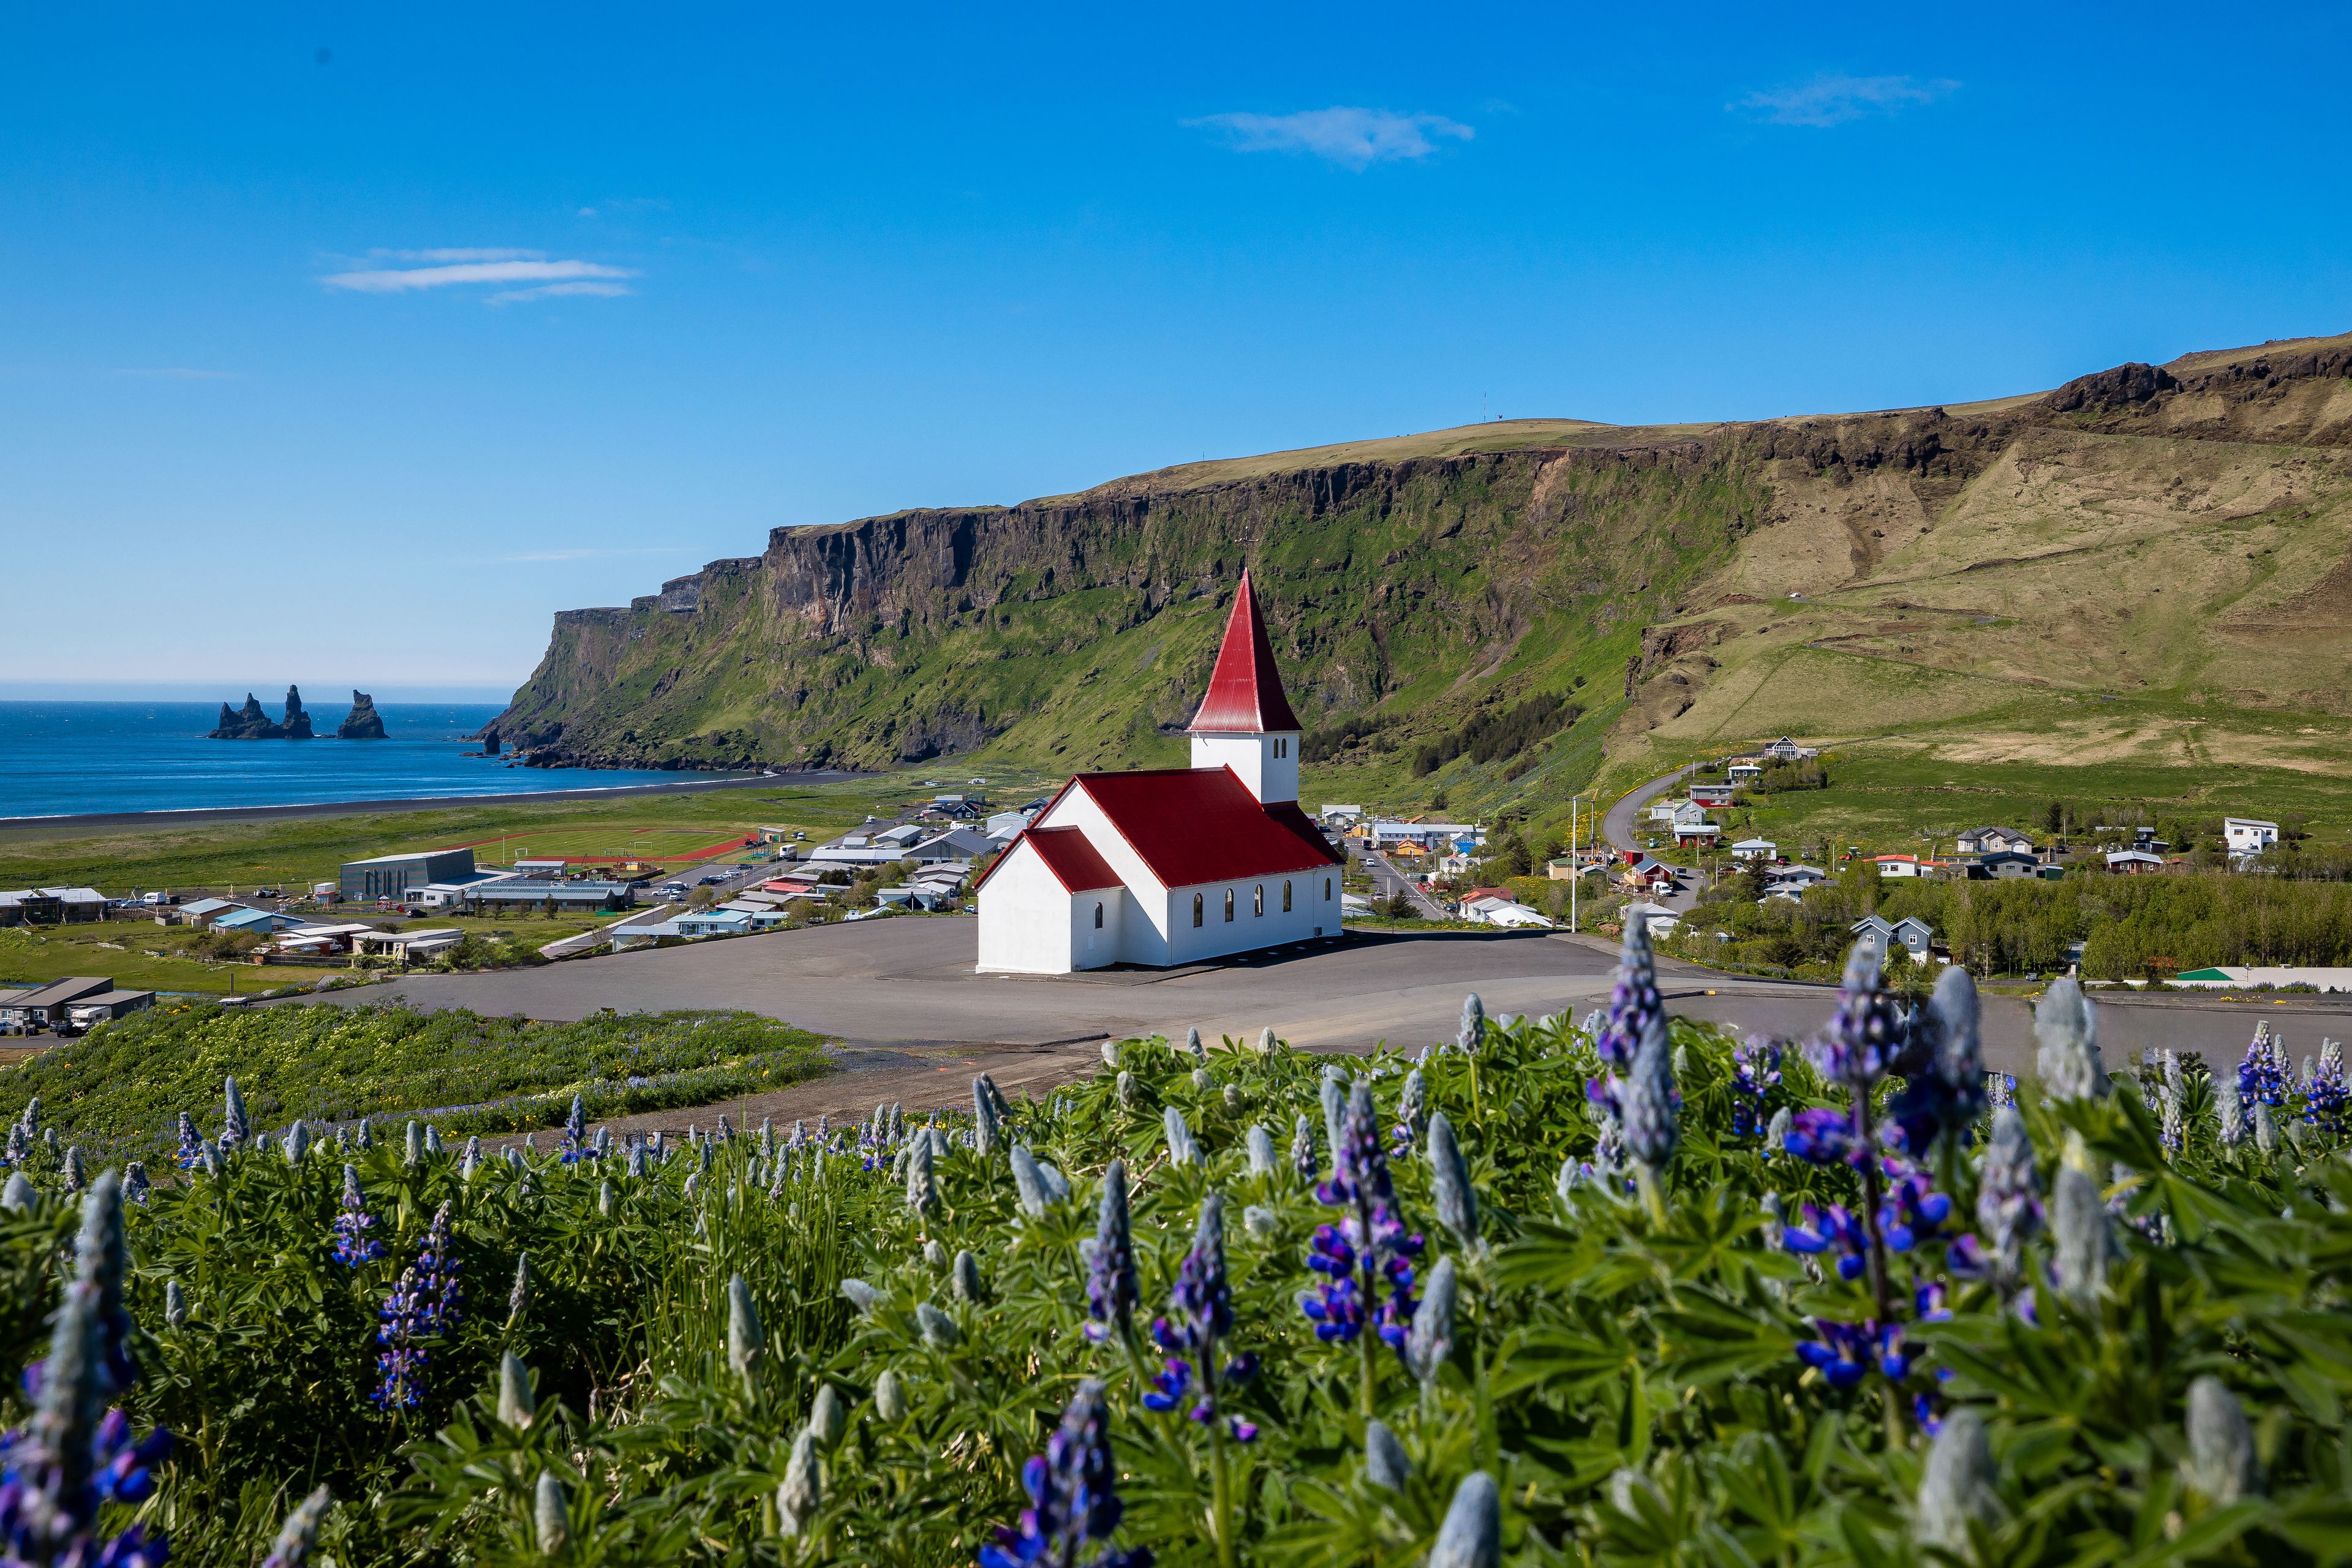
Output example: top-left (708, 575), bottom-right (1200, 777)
top-left (317, 916), bottom-right (2351, 1084)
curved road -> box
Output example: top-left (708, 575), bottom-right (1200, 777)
top-left (1601, 760), bottom-right (1706, 856)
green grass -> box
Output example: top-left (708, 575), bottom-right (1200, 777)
top-left (0, 924), bottom-right (337, 997)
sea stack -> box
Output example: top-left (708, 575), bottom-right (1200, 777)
top-left (337, 690), bottom-right (388, 739)
top-left (284, 685), bottom-right (314, 739)
top-left (208, 693), bottom-right (285, 739)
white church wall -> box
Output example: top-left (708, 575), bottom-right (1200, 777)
top-left (1033, 788), bottom-right (1174, 966)
top-left (1161, 867), bottom-right (1338, 965)
top-left (1068, 886), bottom-right (1129, 971)
top-left (1189, 733), bottom-right (1298, 805)
top-left (974, 842), bottom-right (1076, 974)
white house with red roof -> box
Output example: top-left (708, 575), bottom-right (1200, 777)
top-left (974, 573), bottom-right (1346, 973)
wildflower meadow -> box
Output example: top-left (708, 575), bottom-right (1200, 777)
top-left (4, 921), bottom-right (2351, 1565)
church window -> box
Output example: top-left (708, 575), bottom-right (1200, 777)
top-left (1193, 892), bottom-right (1204, 927)
top-left (1253, 884), bottom-right (1264, 917)
top-left (1093, 902), bottom-right (1104, 929)
top-left (1224, 889), bottom-right (1235, 922)
top-left (1282, 880), bottom-right (1292, 912)
top-left (1324, 876), bottom-right (1332, 900)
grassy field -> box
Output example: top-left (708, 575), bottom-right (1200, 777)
top-left (0, 924), bottom-right (337, 997)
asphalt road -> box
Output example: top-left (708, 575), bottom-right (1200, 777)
top-left (1362, 848), bottom-right (1447, 918)
top-left (1602, 761), bottom-right (1705, 857)
top-left (314, 916), bottom-right (2348, 1087)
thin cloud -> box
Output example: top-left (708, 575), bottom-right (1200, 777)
top-left (321, 257), bottom-right (639, 298)
top-left (487, 280), bottom-right (634, 305)
top-left (1188, 107), bottom-right (1474, 169)
top-left (112, 367), bottom-right (238, 380)
top-left (375, 246), bottom-right (545, 263)
top-left (1733, 74), bottom-right (1956, 127)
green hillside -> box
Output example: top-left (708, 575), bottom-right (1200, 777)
top-left (491, 332), bottom-right (2352, 834)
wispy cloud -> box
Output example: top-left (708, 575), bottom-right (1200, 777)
top-left (495, 547), bottom-right (682, 563)
top-left (1187, 107), bottom-right (1474, 169)
top-left (488, 280), bottom-right (635, 306)
top-left (112, 366), bottom-right (238, 380)
top-left (377, 246), bottom-right (546, 263)
top-left (322, 255), bottom-right (639, 300)
top-left (1733, 74), bottom-right (1956, 127)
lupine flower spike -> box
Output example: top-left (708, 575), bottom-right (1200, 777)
top-left (374, 1203), bottom-right (461, 1409)
top-left (1084, 1160), bottom-right (1137, 1343)
top-left (1458, 992), bottom-right (1485, 1054)
top-left (260, 1485), bottom-right (332, 1568)
top-left (1302, 1084), bottom-right (1425, 1370)
top-left (1145, 1196), bottom-right (1257, 1443)
top-left (980, 1379), bottom-right (1147, 1568)
top-left (334, 1165), bottom-right (385, 1267)
top-left (1428, 1472), bottom-right (1501, 1568)
top-left (1427, 1112), bottom-right (1477, 1247)
top-left (2035, 979), bottom-right (2108, 1101)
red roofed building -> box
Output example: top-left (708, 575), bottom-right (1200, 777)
top-left (975, 572), bottom-right (1345, 973)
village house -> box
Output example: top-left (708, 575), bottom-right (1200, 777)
top-left (1461, 894), bottom-right (1553, 929)
top-left (1670, 804), bottom-right (1722, 845)
top-left (1966, 850), bottom-right (2041, 880)
top-left (2105, 848), bottom-right (2166, 873)
top-left (1726, 761), bottom-right (1764, 784)
top-left (1762, 736), bottom-right (1817, 762)
top-left (1954, 826), bottom-right (2035, 856)
top-left (1850, 914), bottom-right (1936, 965)
top-left (2224, 818), bottom-right (2280, 862)
top-left (1729, 837), bottom-right (1777, 862)
top-left (1687, 782), bottom-right (1736, 808)
top-left (973, 573), bottom-right (1345, 974)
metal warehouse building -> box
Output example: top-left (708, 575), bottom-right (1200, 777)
top-left (340, 848), bottom-right (477, 902)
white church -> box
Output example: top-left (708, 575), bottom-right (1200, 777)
top-left (974, 571), bottom-right (1346, 974)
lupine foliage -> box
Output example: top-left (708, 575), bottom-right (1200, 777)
top-left (0, 969), bottom-right (2351, 1564)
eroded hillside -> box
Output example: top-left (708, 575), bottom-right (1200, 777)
top-left (489, 332), bottom-right (2352, 806)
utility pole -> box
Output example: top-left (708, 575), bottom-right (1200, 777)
top-left (1568, 794), bottom-right (1585, 935)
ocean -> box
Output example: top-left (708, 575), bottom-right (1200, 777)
top-left (0, 701), bottom-right (722, 820)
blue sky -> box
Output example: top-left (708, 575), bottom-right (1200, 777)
top-left (6, 3), bottom-right (2348, 695)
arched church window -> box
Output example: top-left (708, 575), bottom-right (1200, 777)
top-left (1283, 880), bottom-right (1292, 912)
top-left (1093, 902), bottom-right (1104, 929)
top-left (1224, 889), bottom-right (1235, 922)
top-left (1193, 892), bottom-right (1204, 927)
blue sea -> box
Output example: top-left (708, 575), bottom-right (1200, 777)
top-left (0, 702), bottom-right (718, 820)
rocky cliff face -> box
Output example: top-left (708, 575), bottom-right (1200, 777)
top-left (209, 693), bottom-right (284, 740)
top-left (487, 333), bottom-right (2352, 792)
top-left (336, 690), bottom-right (387, 739)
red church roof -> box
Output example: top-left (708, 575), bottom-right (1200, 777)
top-left (1015, 826), bottom-right (1123, 892)
top-left (1187, 571), bottom-right (1301, 734)
top-left (1071, 767), bottom-right (1340, 888)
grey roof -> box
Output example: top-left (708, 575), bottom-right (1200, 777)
top-left (7, 977), bottom-right (115, 1009)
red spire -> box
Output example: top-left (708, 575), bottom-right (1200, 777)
top-left (1187, 570), bottom-right (1301, 733)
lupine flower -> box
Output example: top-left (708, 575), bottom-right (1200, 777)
top-left (1458, 992), bottom-right (1485, 1055)
top-left (1621, 1015), bottom-right (1680, 1173)
top-left (1889, 967), bottom-right (1987, 1154)
top-left (163, 1281), bottom-right (187, 1329)
top-left (1795, 1317), bottom-right (1907, 1389)
top-left (4, 1123), bottom-right (23, 1169)
top-left (2034, 980), bottom-right (2108, 1101)
top-left (1011, 1144), bottom-right (1057, 1217)
top-left (222, 1077), bottom-right (249, 1150)
top-left (1591, 1115), bottom-right (1625, 1178)
top-left (2302, 1050), bottom-right (2347, 1137)
top-left (973, 1077), bottom-right (1001, 1156)
top-left (260, 1484), bottom-right (332, 1568)
top-left (1730, 1036), bottom-right (1783, 1140)
top-left (1986, 1072), bottom-right (2016, 1110)
top-left (334, 1165), bottom-right (385, 1267)
top-left (0, 1175), bottom-right (172, 1568)
top-left (534, 1471), bottom-right (568, 1554)
top-left (954, 1250), bottom-right (984, 1303)
top-left (1244, 1125), bottom-right (1277, 1178)
top-left (283, 1120), bottom-right (311, 1165)
top-left (1783, 1106), bottom-right (1862, 1166)
top-left (1781, 1202), bottom-right (1871, 1281)
top-left (1971, 1110), bottom-right (2042, 1286)
top-left (2253, 1101), bottom-right (2279, 1155)
top-left (1162, 1106), bottom-right (1199, 1167)
top-left (906, 1134), bottom-right (937, 1215)
top-left (2237, 1027), bottom-right (2291, 1109)
top-left (1242, 1205), bottom-right (1276, 1241)
top-left (1809, 944), bottom-right (1905, 1091)
top-left (2051, 1164), bottom-right (2108, 1304)
top-left (1084, 1161), bottom-right (1136, 1343)
top-left (1303, 1085), bottom-right (1424, 1361)
top-left (1291, 1115), bottom-right (1317, 1180)
top-left (1594, 916), bottom-right (1660, 1076)
top-left (1147, 1197), bottom-right (1256, 1442)
top-left (1406, 1255), bottom-right (1455, 1385)
top-left (1914, 1409), bottom-right (1999, 1553)
top-left (2215, 1073), bottom-right (2246, 1147)
top-left (874, 1368), bottom-right (908, 1422)
top-left (1393, 1070), bottom-right (1427, 1155)
top-left (2184, 1376), bottom-right (2258, 1502)
top-left (508, 1254), bottom-right (529, 1324)
top-left (172, 1114), bottom-right (202, 1171)
top-left (1877, 1164), bottom-right (1954, 1252)
top-left (497, 1353), bottom-right (535, 1429)
top-left (916, 1302), bottom-right (961, 1349)
top-left (808, 1383), bottom-right (846, 1446)
top-left (1299, 1226), bottom-right (1362, 1342)
top-left (61, 1148), bottom-right (83, 1195)
top-left (727, 1274), bottom-right (764, 1387)
top-left (1363, 1419), bottom-right (1412, 1491)
top-left (775, 1426), bottom-right (821, 1537)
top-left (1428, 1472), bottom-right (1500, 1568)
top-left (839, 1278), bottom-right (881, 1316)
top-left (1427, 1112), bottom-right (1477, 1246)
top-left (980, 1379), bottom-right (1147, 1568)
top-left (374, 1203), bottom-right (461, 1409)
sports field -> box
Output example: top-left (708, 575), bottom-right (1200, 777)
top-left (451, 825), bottom-right (762, 866)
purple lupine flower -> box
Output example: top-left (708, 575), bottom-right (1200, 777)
top-left (2304, 1050), bottom-right (2347, 1136)
top-left (1807, 944), bottom-right (1906, 1090)
top-left (1986, 1072), bottom-right (2016, 1110)
top-left (1392, 1069), bottom-right (1426, 1157)
top-left (1780, 1202), bottom-right (1870, 1281)
top-left (1794, 1318), bottom-right (1907, 1389)
top-left (1084, 1160), bottom-right (1136, 1344)
top-left (1973, 1109), bottom-right (2043, 1287)
top-left (2238, 1028), bottom-right (2290, 1109)
top-left (334, 1164), bottom-right (386, 1268)
top-left (1303, 1085), bottom-right (1424, 1362)
top-left (374, 1203), bottom-right (462, 1410)
top-left (1298, 1226), bottom-right (1363, 1342)
top-left (978, 1379), bottom-right (1150, 1568)
top-left (1291, 1115), bottom-right (1317, 1180)
top-left (1620, 1014), bottom-right (1680, 1173)
top-left (0, 1176), bottom-right (173, 1568)
top-left (173, 1113), bottom-right (204, 1171)
top-left (1782, 1107), bottom-right (1863, 1166)
top-left (1887, 967), bottom-right (1988, 1155)
top-left (1875, 1161), bottom-right (1953, 1253)
top-left (1730, 1036), bottom-right (1782, 1140)
top-left (1588, 915), bottom-right (1662, 1119)
top-left (1148, 1197), bottom-right (1255, 1443)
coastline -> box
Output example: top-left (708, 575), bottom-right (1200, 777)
top-left (0, 769), bottom-right (864, 834)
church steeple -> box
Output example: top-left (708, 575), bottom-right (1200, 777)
top-left (1188, 571), bottom-right (1300, 804)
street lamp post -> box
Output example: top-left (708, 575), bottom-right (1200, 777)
top-left (1568, 794), bottom-right (1586, 935)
